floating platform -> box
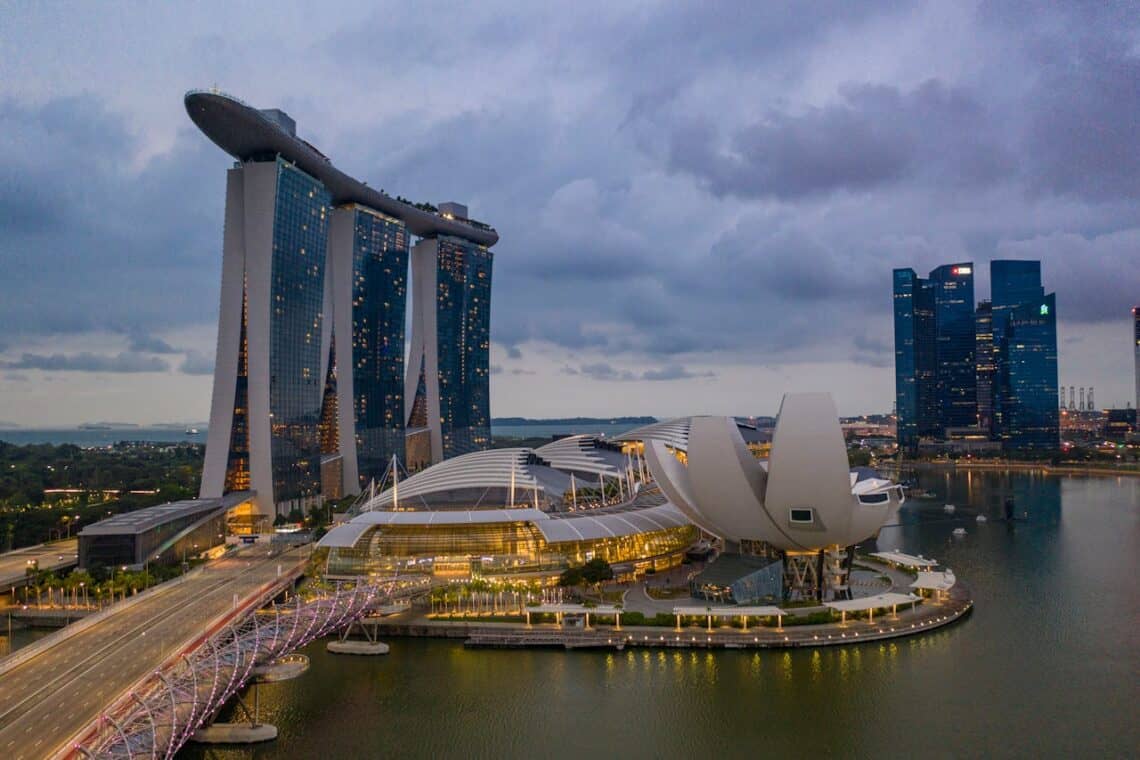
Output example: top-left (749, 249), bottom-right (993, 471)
top-left (327, 640), bottom-right (390, 655)
top-left (191, 723), bottom-right (278, 744)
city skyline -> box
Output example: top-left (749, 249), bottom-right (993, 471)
top-left (2, 2), bottom-right (1139, 427)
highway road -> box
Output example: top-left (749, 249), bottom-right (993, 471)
top-left (0, 544), bottom-right (307, 759)
top-left (0, 540), bottom-right (79, 591)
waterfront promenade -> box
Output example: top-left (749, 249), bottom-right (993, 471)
top-left (362, 556), bottom-right (972, 652)
top-left (369, 585), bottom-right (971, 650)
top-left (0, 544), bottom-right (308, 760)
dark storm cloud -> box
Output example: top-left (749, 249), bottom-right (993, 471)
top-left (641, 365), bottom-right (715, 382)
top-left (564, 362), bottom-right (715, 382)
top-left (0, 96), bottom-right (224, 338)
top-left (578, 363), bottom-right (636, 382)
top-left (1, 352), bottom-right (169, 373)
top-left (1, 0), bottom-right (1137, 416)
top-left (179, 351), bottom-right (215, 376)
top-left (662, 80), bottom-right (1012, 200)
top-left (1024, 34), bottom-right (1140, 201)
top-left (128, 334), bottom-right (180, 354)
top-left (851, 334), bottom-right (893, 368)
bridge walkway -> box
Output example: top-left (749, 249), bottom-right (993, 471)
top-left (0, 543), bottom-right (307, 760)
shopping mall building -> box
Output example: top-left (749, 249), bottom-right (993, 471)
top-left (319, 432), bottom-right (697, 580)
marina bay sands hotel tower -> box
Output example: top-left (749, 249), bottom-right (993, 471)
top-left (186, 91), bottom-right (497, 517)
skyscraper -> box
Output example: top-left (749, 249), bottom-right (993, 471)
top-left (929, 264), bottom-right (977, 428)
top-left (893, 264), bottom-right (974, 451)
top-left (990, 260), bottom-right (1044, 435)
top-left (329, 205), bottom-right (409, 490)
top-left (406, 218), bottom-right (493, 465)
top-left (1133, 307), bottom-right (1139, 413)
top-left (187, 91), bottom-right (497, 516)
top-left (990, 260), bottom-right (1044, 340)
top-left (893, 268), bottom-right (936, 451)
top-left (198, 156), bottom-right (332, 518)
top-left (998, 294), bottom-right (1059, 450)
top-left (975, 300), bottom-right (994, 430)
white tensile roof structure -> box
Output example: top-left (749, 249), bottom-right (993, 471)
top-left (319, 502), bottom-right (691, 549)
top-left (533, 435), bottom-right (625, 476)
top-left (911, 570), bottom-right (956, 592)
top-left (825, 592), bottom-right (920, 612)
top-left (318, 436), bottom-right (691, 552)
top-left (870, 551), bottom-right (938, 569)
top-left (614, 418), bottom-right (692, 451)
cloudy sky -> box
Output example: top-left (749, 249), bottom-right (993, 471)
top-left (1, 0), bottom-right (1138, 427)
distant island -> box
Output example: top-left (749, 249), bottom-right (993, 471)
top-left (492, 416), bottom-right (656, 426)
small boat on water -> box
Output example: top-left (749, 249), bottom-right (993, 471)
top-left (952, 527), bottom-right (967, 537)
top-left (976, 515), bottom-right (988, 523)
top-left (943, 504), bottom-right (956, 514)
top-left (907, 487), bottom-right (937, 499)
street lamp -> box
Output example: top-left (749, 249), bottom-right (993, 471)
top-left (143, 553), bottom-right (160, 589)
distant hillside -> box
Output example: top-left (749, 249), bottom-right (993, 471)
top-left (492, 416), bottom-right (657, 426)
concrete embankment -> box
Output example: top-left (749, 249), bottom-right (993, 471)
top-left (908, 461), bottom-right (1139, 478)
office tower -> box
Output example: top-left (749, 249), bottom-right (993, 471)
top-left (187, 91), bottom-right (497, 515)
top-left (196, 156), bottom-right (332, 518)
top-left (329, 206), bottom-right (409, 490)
top-left (1134, 307), bottom-right (1140, 412)
top-left (990, 260), bottom-right (1044, 435)
top-left (929, 264), bottom-right (977, 427)
top-left (998, 294), bottom-right (1059, 449)
top-left (991, 260), bottom-right (1044, 341)
top-left (976, 301), bottom-right (994, 430)
top-left (893, 269), bottom-right (936, 451)
top-left (406, 217), bottom-right (493, 465)
top-left (893, 263), bottom-right (974, 451)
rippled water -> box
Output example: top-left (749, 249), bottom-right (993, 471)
top-left (183, 472), bottom-right (1139, 759)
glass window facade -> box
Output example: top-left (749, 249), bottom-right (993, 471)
top-left (975, 301), bottom-right (994, 431)
top-left (224, 288), bottom-right (251, 492)
top-left (435, 236), bottom-right (492, 459)
top-left (929, 264), bottom-right (977, 429)
top-left (999, 293), bottom-right (1059, 450)
top-left (990, 260), bottom-right (1044, 436)
top-left (1133, 307), bottom-right (1139, 414)
top-left (268, 158), bottom-right (331, 506)
top-left (325, 520), bottom-right (697, 578)
top-left (893, 268), bottom-right (937, 451)
top-left (350, 208), bottom-right (409, 485)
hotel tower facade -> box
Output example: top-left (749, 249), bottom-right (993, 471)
top-left (186, 91), bottom-right (497, 516)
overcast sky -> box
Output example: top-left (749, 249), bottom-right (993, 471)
top-left (1, 1), bottom-right (1138, 427)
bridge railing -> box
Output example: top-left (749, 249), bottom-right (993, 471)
top-left (72, 578), bottom-right (396, 759)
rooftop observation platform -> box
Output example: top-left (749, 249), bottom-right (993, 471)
top-left (184, 89), bottom-right (498, 247)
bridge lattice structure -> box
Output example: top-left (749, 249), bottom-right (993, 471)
top-left (73, 577), bottom-right (423, 759)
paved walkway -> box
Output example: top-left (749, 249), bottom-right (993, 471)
top-left (622, 583), bottom-right (687, 615)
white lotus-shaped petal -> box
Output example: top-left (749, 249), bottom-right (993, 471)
top-left (644, 393), bottom-right (898, 550)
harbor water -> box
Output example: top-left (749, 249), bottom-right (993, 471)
top-left (181, 471), bottom-right (1139, 759)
